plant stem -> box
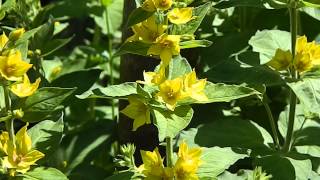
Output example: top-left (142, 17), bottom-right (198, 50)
top-left (262, 95), bottom-right (280, 149)
top-left (165, 137), bottom-right (173, 167)
top-left (283, 1), bottom-right (298, 152)
top-left (2, 84), bottom-right (15, 143)
top-left (105, 6), bottom-right (115, 120)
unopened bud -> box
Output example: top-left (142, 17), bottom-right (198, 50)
top-left (9, 28), bottom-right (25, 41)
top-left (13, 109), bottom-right (24, 119)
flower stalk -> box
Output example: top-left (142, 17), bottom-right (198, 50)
top-left (283, 0), bottom-right (298, 152)
top-left (165, 136), bottom-right (173, 167)
top-left (262, 95), bottom-right (280, 149)
top-left (2, 84), bottom-right (15, 144)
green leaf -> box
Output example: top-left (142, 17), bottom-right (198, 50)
top-left (27, 117), bottom-right (64, 154)
top-left (278, 104), bottom-right (320, 157)
top-left (90, 0), bottom-right (124, 35)
top-left (0, 0), bottom-right (16, 20)
top-left (30, 19), bottom-right (55, 51)
top-left (180, 40), bottom-right (213, 49)
top-left (255, 155), bottom-right (313, 180)
top-left (214, 0), bottom-right (287, 9)
top-left (302, 7), bottom-right (320, 21)
top-left (51, 69), bottom-right (102, 95)
top-left (277, 104), bottom-right (306, 139)
top-left (76, 82), bottom-right (138, 99)
top-left (65, 134), bottom-right (110, 175)
top-left (105, 171), bottom-right (135, 180)
top-left (153, 105), bottom-right (193, 141)
top-left (21, 87), bottom-right (76, 122)
top-left (172, 3), bottom-right (211, 35)
top-left (287, 78), bottom-right (320, 115)
top-left (114, 41), bottom-right (151, 57)
top-left (217, 170), bottom-right (252, 180)
top-left (22, 167), bottom-right (68, 180)
top-left (168, 56), bottom-right (192, 80)
top-left (197, 147), bottom-right (249, 178)
top-left (198, 82), bottom-right (260, 104)
top-left (178, 117), bottom-right (274, 154)
top-left (248, 30), bottom-right (291, 64)
top-left (302, 0), bottom-right (320, 8)
top-left (126, 7), bottom-right (154, 27)
top-left (205, 59), bottom-right (285, 86)
top-left (41, 36), bottom-right (74, 57)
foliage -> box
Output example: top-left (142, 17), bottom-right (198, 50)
top-left (0, 0), bottom-right (319, 179)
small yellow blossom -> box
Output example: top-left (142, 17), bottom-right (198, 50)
top-left (148, 34), bottom-right (181, 66)
top-left (294, 36), bottom-right (320, 73)
top-left (168, 8), bottom-right (194, 25)
top-left (183, 70), bottom-right (208, 102)
top-left (267, 49), bottom-right (292, 71)
top-left (10, 74), bottom-right (41, 98)
top-left (2, 124), bottom-right (45, 176)
top-left (9, 28), bottom-right (25, 41)
top-left (121, 96), bottom-right (151, 131)
top-left (142, 0), bottom-right (173, 11)
top-left (139, 148), bottom-right (174, 179)
top-left (154, 0), bottom-right (173, 10)
top-left (156, 78), bottom-right (186, 111)
top-left (128, 16), bottom-right (167, 43)
top-left (0, 132), bottom-right (9, 155)
top-left (141, 0), bottom-right (156, 12)
top-left (139, 65), bottom-right (166, 85)
top-left (174, 142), bottom-right (202, 180)
top-left (0, 33), bottom-right (8, 50)
top-left (0, 51), bottom-right (32, 81)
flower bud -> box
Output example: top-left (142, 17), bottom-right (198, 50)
top-left (9, 28), bottom-right (25, 41)
top-left (13, 109), bottom-right (24, 119)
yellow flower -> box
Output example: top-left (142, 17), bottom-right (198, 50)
top-left (128, 16), bottom-right (167, 43)
top-left (142, 0), bottom-right (173, 11)
top-left (0, 50), bottom-right (32, 81)
top-left (0, 32), bottom-right (8, 50)
top-left (174, 142), bottom-right (202, 180)
top-left (156, 78), bottom-right (186, 111)
top-left (139, 148), bottom-right (174, 180)
top-left (0, 132), bottom-right (9, 155)
top-left (9, 28), bottom-right (25, 41)
top-left (141, 0), bottom-right (156, 12)
top-left (183, 70), bottom-right (208, 102)
top-left (267, 49), bottom-right (292, 71)
top-left (139, 65), bottom-right (166, 85)
top-left (148, 34), bottom-right (181, 66)
top-left (2, 124), bottom-right (45, 176)
top-left (154, 0), bottom-right (173, 10)
top-left (121, 96), bottom-right (151, 131)
top-left (294, 36), bottom-right (320, 73)
top-left (10, 74), bottom-right (41, 98)
top-left (168, 8), bottom-right (194, 25)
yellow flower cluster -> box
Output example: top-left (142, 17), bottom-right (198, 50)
top-left (139, 142), bottom-right (202, 180)
top-left (128, 1), bottom-right (194, 68)
top-left (0, 29), bottom-right (40, 97)
top-left (0, 124), bottom-right (44, 176)
top-left (268, 36), bottom-right (320, 73)
top-left (155, 70), bottom-right (207, 111)
top-left (122, 70), bottom-right (207, 130)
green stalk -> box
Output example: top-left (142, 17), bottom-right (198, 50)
top-left (105, 6), bottom-right (115, 120)
top-left (282, 1), bottom-right (298, 152)
top-left (165, 137), bottom-right (173, 167)
top-left (2, 84), bottom-right (15, 143)
top-left (262, 95), bottom-right (280, 149)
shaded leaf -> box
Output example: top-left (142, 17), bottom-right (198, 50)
top-left (76, 82), bottom-right (138, 99)
top-left (21, 87), bottom-right (76, 122)
top-left (153, 105), bottom-right (193, 141)
top-left (22, 167), bottom-right (68, 180)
